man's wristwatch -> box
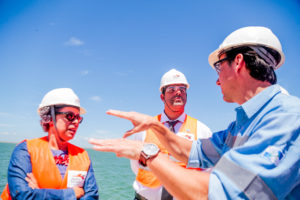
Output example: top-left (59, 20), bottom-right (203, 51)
top-left (139, 143), bottom-right (160, 167)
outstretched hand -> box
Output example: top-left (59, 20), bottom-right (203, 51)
top-left (89, 138), bottom-right (143, 160)
top-left (106, 109), bottom-right (156, 138)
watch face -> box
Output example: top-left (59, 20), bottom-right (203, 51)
top-left (143, 143), bottom-right (159, 156)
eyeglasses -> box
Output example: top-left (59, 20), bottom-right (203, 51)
top-left (213, 57), bottom-right (229, 74)
top-left (165, 86), bottom-right (187, 94)
top-left (56, 112), bottom-right (83, 123)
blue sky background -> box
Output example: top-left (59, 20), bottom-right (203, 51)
top-left (0, 0), bottom-right (300, 148)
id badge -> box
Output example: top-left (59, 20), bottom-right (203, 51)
top-left (67, 170), bottom-right (87, 188)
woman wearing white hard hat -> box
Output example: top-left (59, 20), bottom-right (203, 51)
top-left (1, 88), bottom-right (99, 200)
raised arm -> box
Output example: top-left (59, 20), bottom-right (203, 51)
top-left (89, 136), bottom-right (210, 199)
top-left (106, 109), bottom-right (193, 163)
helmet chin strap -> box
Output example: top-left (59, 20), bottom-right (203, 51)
top-left (50, 106), bottom-right (67, 143)
top-left (50, 106), bottom-right (57, 131)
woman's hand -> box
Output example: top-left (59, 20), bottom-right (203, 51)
top-left (25, 173), bottom-right (39, 189)
top-left (73, 187), bottom-right (85, 199)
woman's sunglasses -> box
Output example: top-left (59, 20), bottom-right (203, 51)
top-left (56, 112), bottom-right (83, 123)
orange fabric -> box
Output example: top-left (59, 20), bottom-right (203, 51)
top-left (27, 136), bottom-right (90, 189)
top-left (136, 114), bottom-right (198, 188)
top-left (1, 185), bottom-right (11, 200)
top-left (1, 137), bottom-right (90, 198)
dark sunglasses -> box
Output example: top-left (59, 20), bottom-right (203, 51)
top-left (213, 57), bottom-right (229, 74)
top-left (56, 112), bottom-right (83, 123)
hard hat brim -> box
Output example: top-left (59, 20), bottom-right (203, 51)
top-left (37, 105), bottom-right (86, 115)
top-left (208, 43), bottom-right (285, 71)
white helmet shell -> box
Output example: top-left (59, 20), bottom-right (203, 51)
top-left (208, 26), bottom-right (285, 70)
top-left (159, 69), bottom-right (189, 92)
top-left (38, 88), bottom-right (86, 114)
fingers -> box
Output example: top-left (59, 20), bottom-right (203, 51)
top-left (88, 138), bottom-right (143, 160)
top-left (25, 173), bottom-right (39, 189)
top-left (89, 138), bottom-right (120, 152)
top-left (123, 126), bottom-right (143, 138)
top-left (73, 187), bottom-right (85, 198)
top-left (106, 109), bottom-right (130, 120)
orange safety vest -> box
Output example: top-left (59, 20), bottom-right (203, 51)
top-left (1, 136), bottom-right (90, 199)
top-left (136, 114), bottom-right (198, 188)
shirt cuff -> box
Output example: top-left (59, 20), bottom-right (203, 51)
top-left (187, 140), bottom-right (201, 168)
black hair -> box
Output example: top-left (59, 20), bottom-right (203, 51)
top-left (161, 87), bottom-right (166, 95)
top-left (224, 46), bottom-right (279, 84)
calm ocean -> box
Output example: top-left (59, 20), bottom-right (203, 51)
top-left (0, 142), bottom-right (135, 200)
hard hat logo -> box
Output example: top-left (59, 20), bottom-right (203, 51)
top-left (38, 88), bottom-right (86, 114)
top-left (208, 26), bottom-right (285, 70)
top-left (160, 69), bottom-right (189, 92)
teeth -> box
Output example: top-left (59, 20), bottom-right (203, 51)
top-left (174, 102), bottom-right (183, 106)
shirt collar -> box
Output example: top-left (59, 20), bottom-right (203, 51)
top-left (161, 112), bottom-right (186, 123)
top-left (235, 84), bottom-right (282, 120)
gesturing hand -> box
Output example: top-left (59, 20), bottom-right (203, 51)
top-left (106, 109), bottom-right (157, 138)
top-left (89, 138), bottom-right (143, 160)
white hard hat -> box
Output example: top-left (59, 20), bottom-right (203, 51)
top-left (208, 26), bottom-right (285, 70)
top-left (159, 69), bottom-right (189, 92)
top-left (38, 88), bottom-right (86, 114)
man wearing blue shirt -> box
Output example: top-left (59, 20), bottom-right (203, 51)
top-left (89, 26), bottom-right (300, 199)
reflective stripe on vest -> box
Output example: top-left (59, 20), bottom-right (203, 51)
top-left (214, 156), bottom-right (277, 199)
top-left (1, 137), bottom-right (90, 199)
top-left (136, 114), bottom-right (198, 188)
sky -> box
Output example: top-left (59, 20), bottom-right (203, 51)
top-left (0, 0), bottom-right (300, 148)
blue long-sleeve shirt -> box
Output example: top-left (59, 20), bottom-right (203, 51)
top-left (7, 140), bottom-right (99, 200)
top-left (188, 84), bottom-right (300, 200)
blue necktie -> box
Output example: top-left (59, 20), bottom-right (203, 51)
top-left (167, 120), bottom-right (179, 133)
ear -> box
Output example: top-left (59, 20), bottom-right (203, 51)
top-left (160, 93), bottom-right (165, 102)
top-left (234, 53), bottom-right (245, 73)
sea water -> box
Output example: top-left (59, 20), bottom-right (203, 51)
top-left (0, 142), bottom-right (135, 200)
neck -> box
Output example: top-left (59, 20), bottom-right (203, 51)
top-left (237, 80), bottom-right (271, 105)
top-left (164, 108), bottom-right (184, 120)
top-left (47, 130), bottom-right (68, 151)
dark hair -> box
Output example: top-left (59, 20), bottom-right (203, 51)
top-left (161, 87), bottom-right (166, 95)
top-left (224, 46), bottom-right (278, 84)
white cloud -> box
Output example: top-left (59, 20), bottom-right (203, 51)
top-left (0, 132), bottom-right (14, 135)
top-left (65, 37), bottom-right (84, 46)
top-left (0, 124), bottom-right (12, 127)
top-left (0, 112), bottom-right (13, 117)
top-left (90, 96), bottom-right (101, 102)
top-left (81, 70), bottom-right (89, 76)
